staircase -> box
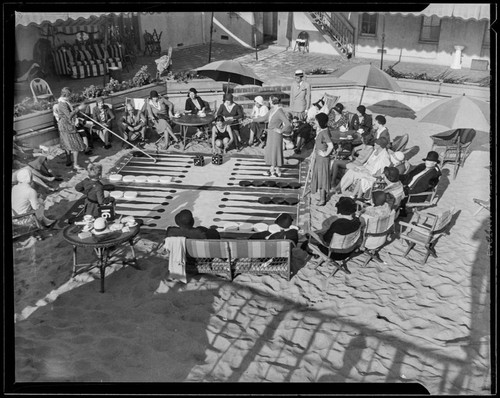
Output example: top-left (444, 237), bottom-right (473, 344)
top-left (307, 12), bottom-right (355, 59)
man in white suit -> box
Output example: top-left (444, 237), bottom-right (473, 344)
top-left (289, 69), bottom-right (311, 121)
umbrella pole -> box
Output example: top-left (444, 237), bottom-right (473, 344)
top-left (227, 78), bottom-right (230, 94)
top-left (359, 86), bottom-right (366, 106)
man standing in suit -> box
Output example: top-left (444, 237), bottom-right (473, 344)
top-left (289, 69), bottom-right (311, 121)
top-left (399, 151), bottom-right (442, 216)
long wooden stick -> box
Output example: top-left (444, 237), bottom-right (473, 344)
top-left (301, 145), bottom-right (316, 199)
top-left (79, 112), bottom-right (157, 163)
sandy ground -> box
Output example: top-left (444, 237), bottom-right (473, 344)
top-left (11, 102), bottom-right (492, 394)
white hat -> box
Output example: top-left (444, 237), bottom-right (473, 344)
top-left (392, 151), bottom-right (405, 163)
top-left (93, 217), bottom-right (107, 232)
top-left (254, 95), bottom-right (264, 105)
top-left (295, 69), bottom-right (304, 76)
top-left (17, 167), bottom-right (32, 184)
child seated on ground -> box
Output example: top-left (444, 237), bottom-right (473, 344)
top-left (212, 115), bottom-right (234, 154)
top-left (74, 163), bottom-right (115, 219)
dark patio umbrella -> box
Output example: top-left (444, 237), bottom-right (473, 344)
top-left (338, 64), bottom-right (402, 106)
top-left (196, 60), bottom-right (264, 93)
top-left (367, 100), bottom-right (416, 119)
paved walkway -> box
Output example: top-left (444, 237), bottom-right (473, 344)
top-left (15, 42), bottom-right (489, 104)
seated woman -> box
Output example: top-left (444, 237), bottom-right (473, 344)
top-left (291, 115), bottom-right (315, 154)
top-left (75, 163), bottom-right (115, 218)
top-left (185, 87), bottom-right (209, 138)
top-left (389, 151), bottom-right (409, 175)
top-left (249, 213), bottom-right (299, 246)
top-left (247, 95), bottom-right (269, 147)
top-left (11, 167), bottom-right (56, 228)
top-left (144, 90), bottom-right (179, 148)
top-left (211, 115), bottom-right (234, 154)
top-left (217, 93), bottom-right (244, 150)
top-left (381, 167), bottom-right (405, 209)
top-left (90, 97), bottom-right (115, 149)
top-left (339, 137), bottom-right (391, 197)
top-left (354, 105), bottom-right (373, 134)
top-left (304, 196), bottom-right (363, 260)
top-left (120, 102), bottom-right (147, 148)
top-left (331, 132), bottom-right (375, 192)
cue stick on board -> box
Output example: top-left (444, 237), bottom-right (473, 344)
top-left (79, 112), bottom-right (157, 163)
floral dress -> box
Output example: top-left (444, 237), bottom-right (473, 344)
top-left (56, 99), bottom-right (86, 152)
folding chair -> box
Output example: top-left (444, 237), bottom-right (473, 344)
top-left (307, 224), bottom-right (363, 278)
top-left (360, 210), bottom-right (396, 266)
top-left (12, 209), bottom-right (43, 240)
top-left (431, 129), bottom-right (476, 180)
top-left (30, 78), bottom-right (54, 102)
top-left (294, 31), bottom-right (309, 53)
top-left (399, 207), bottom-right (455, 264)
top-left (406, 185), bottom-right (439, 210)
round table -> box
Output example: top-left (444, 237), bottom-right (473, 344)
top-left (171, 113), bottom-right (215, 149)
top-left (62, 224), bottom-right (141, 293)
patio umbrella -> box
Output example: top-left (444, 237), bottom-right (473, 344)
top-left (338, 64), bottom-right (402, 106)
top-left (416, 94), bottom-right (490, 132)
top-left (196, 60), bottom-right (264, 94)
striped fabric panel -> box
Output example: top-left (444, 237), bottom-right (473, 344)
top-left (106, 58), bottom-right (122, 69)
top-left (108, 44), bottom-right (123, 59)
top-left (76, 49), bottom-right (95, 64)
top-left (54, 24), bottom-right (101, 35)
top-left (53, 50), bottom-right (70, 75)
top-left (229, 240), bottom-right (290, 258)
top-left (365, 212), bottom-right (395, 235)
top-left (91, 44), bottom-right (109, 59)
top-left (330, 229), bottom-right (361, 250)
top-left (70, 63), bottom-right (106, 79)
top-left (186, 240), bottom-right (229, 259)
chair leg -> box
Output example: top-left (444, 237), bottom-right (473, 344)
top-left (403, 241), bottom-right (415, 258)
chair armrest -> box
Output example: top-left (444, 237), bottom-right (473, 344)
top-left (398, 221), bottom-right (432, 235)
top-left (309, 230), bottom-right (327, 246)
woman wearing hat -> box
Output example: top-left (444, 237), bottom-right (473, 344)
top-left (11, 167), bottom-right (56, 228)
top-left (355, 105), bottom-right (373, 134)
top-left (327, 102), bottom-right (349, 140)
top-left (399, 151), bottom-right (442, 215)
top-left (246, 95), bottom-right (269, 147)
top-left (254, 96), bottom-right (292, 177)
top-left (303, 196), bottom-right (363, 260)
top-left (382, 166), bottom-right (405, 209)
top-left (54, 87), bottom-right (87, 171)
top-left (217, 93), bottom-right (245, 150)
top-left (144, 90), bottom-right (179, 148)
top-left (339, 137), bottom-right (392, 197)
top-left (311, 113), bottom-right (334, 206)
top-left (390, 151), bottom-right (409, 175)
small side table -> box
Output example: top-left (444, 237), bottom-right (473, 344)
top-left (62, 224), bottom-right (141, 293)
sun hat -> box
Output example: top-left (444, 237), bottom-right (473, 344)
top-left (333, 103), bottom-right (344, 114)
top-left (175, 209), bottom-right (195, 228)
top-left (189, 87), bottom-right (198, 94)
top-left (149, 90), bottom-right (159, 99)
top-left (93, 217), bottom-right (107, 232)
top-left (335, 197), bottom-right (357, 216)
top-left (383, 166), bottom-right (400, 182)
top-left (275, 213), bottom-right (293, 229)
top-left (16, 167), bottom-right (32, 184)
top-left (254, 95), bottom-right (264, 105)
top-left (224, 93), bottom-right (234, 102)
top-left (375, 137), bottom-right (389, 149)
top-left (423, 151), bottom-right (440, 164)
top-left (295, 69), bottom-right (304, 76)
top-left (391, 151), bottom-right (405, 163)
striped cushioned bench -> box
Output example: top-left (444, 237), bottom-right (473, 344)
top-left (185, 239), bottom-right (292, 281)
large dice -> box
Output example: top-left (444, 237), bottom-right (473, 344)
top-left (212, 154), bottom-right (223, 165)
top-left (193, 155), bottom-right (205, 166)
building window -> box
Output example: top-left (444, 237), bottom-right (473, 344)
top-left (419, 15), bottom-right (441, 42)
top-left (360, 13), bottom-right (377, 36)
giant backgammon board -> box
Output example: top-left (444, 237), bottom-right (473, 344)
top-left (69, 152), bottom-right (309, 233)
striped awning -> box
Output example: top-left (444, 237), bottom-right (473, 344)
top-left (367, 4), bottom-right (490, 21)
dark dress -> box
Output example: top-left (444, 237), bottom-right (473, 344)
top-left (311, 128), bottom-right (332, 194)
top-left (185, 97), bottom-right (206, 113)
top-left (75, 178), bottom-right (115, 218)
top-left (214, 125), bottom-right (231, 141)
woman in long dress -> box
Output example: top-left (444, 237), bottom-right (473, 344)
top-left (55, 87), bottom-right (87, 171)
top-left (310, 113), bottom-right (334, 206)
top-left (262, 96), bottom-right (292, 177)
